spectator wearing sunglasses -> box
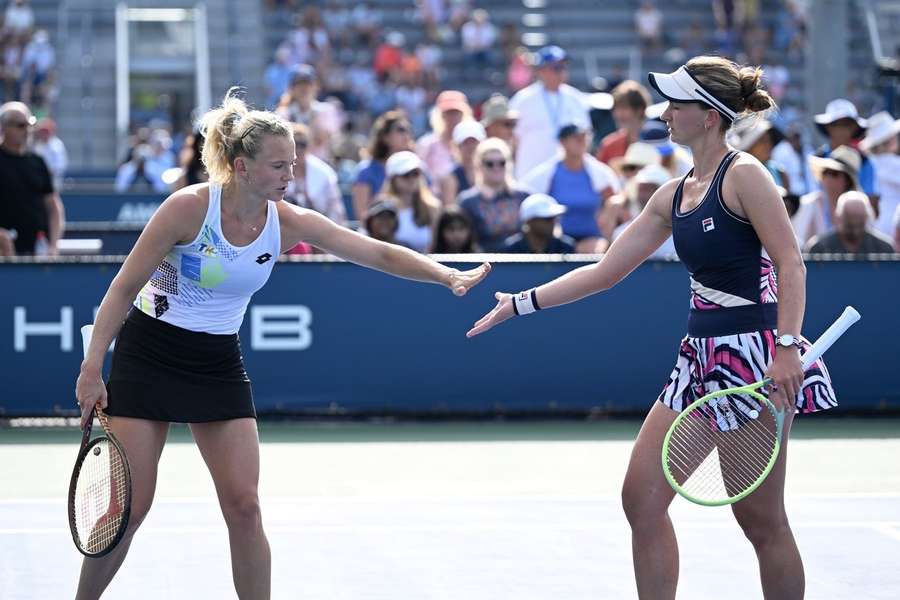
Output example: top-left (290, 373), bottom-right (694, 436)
top-left (0, 101), bottom-right (63, 256)
top-left (521, 123), bottom-right (620, 252)
top-left (793, 145), bottom-right (860, 246)
top-left (508, 45), bottom-right (590, 179)
top-left (458, 137), bottom-right (529, 251)
top-left (375, 151), bottom-right (441, 252)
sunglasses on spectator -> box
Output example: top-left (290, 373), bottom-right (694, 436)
top-left (294, 138), bottom-right (309, 149)
top-left (398, 169), bottom-right (421, 179)
top-left (482, 159), bottom-right (506, 169)
top-left (390, 125), bottom-right (410, 135)
top-left (6, 120), bottom-right (30, 130)
top-left (622, 164), bottom-right (640, 173)
top-left (496, 120), bottom-right (516, 129)
top-left (822, 169), bottom-right (845, 178)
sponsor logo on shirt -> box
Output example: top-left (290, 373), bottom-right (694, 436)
top-left (256, 253), bottom-right (272, 264)
top-left (702, 217), bottom-right (715, 232)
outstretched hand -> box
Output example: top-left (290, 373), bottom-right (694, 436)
top-left (466, 291), bottom-right (515, 337)
top-left (447, 262), bottom-right (492, 296)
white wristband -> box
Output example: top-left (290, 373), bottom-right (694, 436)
top-left (512, 289), bottom-right (541, 316)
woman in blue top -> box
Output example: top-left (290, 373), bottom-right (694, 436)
top-left (521, 122), bottom-right (620, 252)
top-left (468, 56), bottom-right (837, 599)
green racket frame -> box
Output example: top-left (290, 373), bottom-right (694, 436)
top-left (661, 379), bottom-right (785, 507)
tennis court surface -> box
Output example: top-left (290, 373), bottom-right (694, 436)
top-left (2, 419), bottom-right (899, 599)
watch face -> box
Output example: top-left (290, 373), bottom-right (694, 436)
top-left (778, 334), bottom-right (795, 346)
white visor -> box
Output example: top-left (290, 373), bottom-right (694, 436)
top-left (647, 66), bottom-right (738, 122)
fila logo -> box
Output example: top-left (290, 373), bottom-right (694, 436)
top-left (255, 253), bottom-right (272, 264)
top-left (702, 217), bottom-right (715, 232)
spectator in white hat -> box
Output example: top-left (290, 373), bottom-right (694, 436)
top-left (502, 193), bottom-right (575, 253)
top-left (859, 111), bottom-right (900, 237)
top-left (805, 191), bottom-right (895, 254)
top-left (729, 118), bottom-right (789, 189)
top-left (609, 164), bottom-right (676, 259)
top-left (508, 46), bottom-right (590, 178)
top-left (813, 98), bottom-right (879, 197)
top-left (610, 141), bottom-right (659, 187)
top-left (793, 145), bottom-right (860, 245)
top-left (441, 120), bottom-right (486, 204)
top-left (376, 150), bottom-right (441, 252)
top-left (521, 123), bottom-right (620, 252)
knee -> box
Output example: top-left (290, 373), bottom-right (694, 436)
top-left (735, 509), bottom-right (790, 548)
top-left (221, 493), bottom-right (262, 530)
top-left (621, 482), bottom-right (668, 529)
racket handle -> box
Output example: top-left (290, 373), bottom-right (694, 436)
top-left (80, 324), bottom-right (94, 358)
top-left (801, 306), bottom-right (861, 370)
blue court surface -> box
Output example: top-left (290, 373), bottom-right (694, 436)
top-left (1, 420), bottom-right (898, 599)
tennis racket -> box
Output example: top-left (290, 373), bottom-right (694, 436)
top-left (662, 306), bottom-right (861, 506)
top-left (68, 324), bottom-right (132, 557)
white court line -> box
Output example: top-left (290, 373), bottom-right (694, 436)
top-left (4, 521), bottom-right (900, 536)
top-left (3, 492), bottom-right (900, 505)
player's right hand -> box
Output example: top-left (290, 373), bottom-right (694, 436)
top-left (76, 369), bottom-right (107, 429)
top-left (466, 291), bottom-right (516, 338)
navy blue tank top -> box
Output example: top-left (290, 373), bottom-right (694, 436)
top-left (672, 151), bottom-right (778, 337)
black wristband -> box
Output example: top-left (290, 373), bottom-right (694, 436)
top-left (530, 288), bottom-right (541, 311)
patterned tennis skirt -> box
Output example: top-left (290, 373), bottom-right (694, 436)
top-left (659, 329), bottom-right (838, 415)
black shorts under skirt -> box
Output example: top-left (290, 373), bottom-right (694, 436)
top-left (105, 308), bottom-right (256, 422)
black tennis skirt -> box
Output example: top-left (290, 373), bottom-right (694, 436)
top-left (105, 308), bottom-right (256, 422)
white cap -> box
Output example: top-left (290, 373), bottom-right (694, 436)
top-left (519, 193), bottom-right (567, 222)
top-left (814, 98), bottom-right (866, 127)
top-left (859, 111), bottom-right (900, 151)
top-left (634, 164), bottom-right (672, 187)
top-left (647, 65), bottom-right (738, 122)
top-left (452, 120), bottom-right (486, 145)
top-left (385, 151), bottom-right (425, 177)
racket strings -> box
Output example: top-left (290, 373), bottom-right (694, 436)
top-left (74, 440), bottom-right (128, 553)
top-left (666, 398), bottom-right (778, 502)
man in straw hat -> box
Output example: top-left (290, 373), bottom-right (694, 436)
top-left (793, 145), bottom-right (861, 245)
top-left (813, 98), bottom-right (879, 197)
top-left (859, 111), bottom-right (900, 236)
top-left (480, 94), bottom-right (519, 152)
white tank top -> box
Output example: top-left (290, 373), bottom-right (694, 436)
top-left (133, 183), bottom-right (282, 334)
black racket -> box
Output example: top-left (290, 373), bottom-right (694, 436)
top-left (68, 324), bottom-right (132, 557)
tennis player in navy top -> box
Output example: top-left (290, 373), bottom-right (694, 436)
top-left (468, 56), bottom-right (837, 599)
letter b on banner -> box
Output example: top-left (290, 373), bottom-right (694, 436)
top-left (250, 305), bottom-right (312, 351)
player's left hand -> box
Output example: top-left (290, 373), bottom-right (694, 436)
top-left (446, 262), bottom-right (491, 296)
top-left (765, 348), bottom-right (804, 412)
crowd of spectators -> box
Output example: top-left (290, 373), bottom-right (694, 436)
top-left (2, 0), bottom-right (899, 259)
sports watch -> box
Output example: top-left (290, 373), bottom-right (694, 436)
top-left (775, 334), bottom-right (802, 350)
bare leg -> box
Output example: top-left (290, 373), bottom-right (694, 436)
top-left (621, 401), bottom-right (680, 600)
top-left (191, 418), bottom-right (270, 600)
top-left (75, 417), bottom-right (169, 600)
top-left (731, 411), bottom-right (804, 600)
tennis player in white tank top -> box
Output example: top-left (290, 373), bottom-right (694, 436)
top-left (75, 90), bottom-right (491, 600)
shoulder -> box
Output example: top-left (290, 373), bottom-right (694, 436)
top-left (509, 84), bottom-right (539, 104)
top-left (160, 184), bottom-right (210, 219)
top-left (867, 229), bottom-right (896, 250)
top-left (458, 187), bottom-right (482, 207)
top-left (725, 151), bottom-right (775, 187)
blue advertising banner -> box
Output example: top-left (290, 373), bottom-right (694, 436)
top-left (0, 258), bottom-right (896, 417)
top-left (61, 192), bottom-right (166, 222)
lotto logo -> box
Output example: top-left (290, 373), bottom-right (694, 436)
top-left (702, 217), bottom-right (715, 232)
top-left (256, 253), bottom-right (272, 264)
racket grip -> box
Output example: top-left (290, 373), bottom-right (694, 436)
top-left (801, 306), bottom-right (861, 370)
top-left (80, 325), bottom-right (94, 358)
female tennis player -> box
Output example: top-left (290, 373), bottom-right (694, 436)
top-left (74, 89), bottom-right (490, 600)
top-left (467, 56), bottom-right (837, 599)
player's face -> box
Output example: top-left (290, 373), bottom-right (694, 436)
top-left (660, 102), bottom-right (709, 144)
top-left (241, 134), bottom-right (296, 200)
